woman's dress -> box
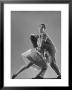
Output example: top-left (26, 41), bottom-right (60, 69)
top-left (21, 48), bottom-right (47, 68)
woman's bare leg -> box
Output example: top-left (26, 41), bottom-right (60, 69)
top-left (39, 67), bottom-right (47, 78)
top-left (12, 62), bottom-right (33, 79)
top-left (33, 66), bottom-right (47, 79)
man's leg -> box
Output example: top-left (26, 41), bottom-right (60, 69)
top-left (12, 62), bottom-right (33, 79)
top-left (50, 57), bottom-right (61, 78)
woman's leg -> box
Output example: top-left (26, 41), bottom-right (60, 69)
top-left (39, 67), bottom-right (47, 78)
top-left (12, 62), bottom-right (33, 79)
top-left (33, 65), bottom-right (47, 79)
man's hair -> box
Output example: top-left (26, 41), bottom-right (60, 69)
top-left (40, 24), bottom-right (46, 30)
top-left (30, 34), bottom-right (38, 48)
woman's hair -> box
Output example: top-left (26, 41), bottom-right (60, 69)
top-left (30, 34), bottom-right (39, 48)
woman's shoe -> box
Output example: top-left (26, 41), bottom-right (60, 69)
top-left (32, 76), bottom-right (43, 79)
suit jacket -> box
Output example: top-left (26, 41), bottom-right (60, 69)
top-left (39, 32), bottom-right (56, 57)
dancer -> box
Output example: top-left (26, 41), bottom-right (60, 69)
top-left (36, 24), bottom-right (61, 79)
top-left (12, 34), bottom-right (47, 79)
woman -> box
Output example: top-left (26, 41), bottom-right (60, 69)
top-left (12, 34), bottom-right (47, 79)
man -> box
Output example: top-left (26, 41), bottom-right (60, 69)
top-left (37, 24), bottom-right (61, 78)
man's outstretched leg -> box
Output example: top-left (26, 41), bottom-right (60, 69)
top-left (12, 62), bottom-right (33, 79)
top-left (50, 57), bottom-right (61, 79)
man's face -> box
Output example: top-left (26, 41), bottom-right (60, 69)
top-left (39, 26), bottom-right (45, 33)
